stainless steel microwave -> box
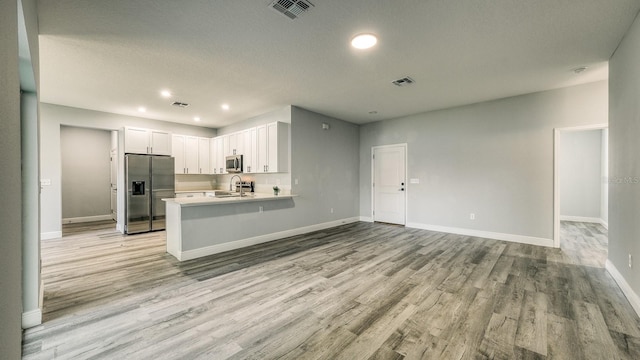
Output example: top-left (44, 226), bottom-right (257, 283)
top-left (225, 155), bottom-right (243, 173)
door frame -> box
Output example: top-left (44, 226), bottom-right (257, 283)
top-left (553, 124), bottom-right (608, 248)
top-left (371, 143), bottom-right (408, 224)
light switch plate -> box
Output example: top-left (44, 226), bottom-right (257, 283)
top-left (41, 179), bottom-right (51, 186)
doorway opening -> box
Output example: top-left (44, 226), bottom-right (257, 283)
top-left (554, 124), bottom-right (608, 249)
top-left (371, 144), bottom-right (407, 225)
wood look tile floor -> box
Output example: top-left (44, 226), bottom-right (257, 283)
top-left (22, 220), bottom-right (640, 359)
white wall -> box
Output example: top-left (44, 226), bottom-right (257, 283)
top-left (360, 81), bottom-right (608, 244)
top-left (609, 11), bottom-right (640, 314)
top-left (40, 103), bottom-right (217, 238)
top-left (559, 130), bottom-right (603, 220)
top-left (61, 126), bottom-right (112, 220)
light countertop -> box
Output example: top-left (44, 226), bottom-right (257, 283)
top-left (163, 193), bottom-right (296, 207)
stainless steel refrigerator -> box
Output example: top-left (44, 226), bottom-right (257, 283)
top-left (125, 154), bottom-right (175, 234)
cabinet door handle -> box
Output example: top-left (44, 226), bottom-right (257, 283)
top-left (150, 146), bottom-right (153, 154)
top-left (200, 168), bottom-right (202, 174)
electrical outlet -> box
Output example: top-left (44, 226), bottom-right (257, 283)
top-left (295, 178), bottom-right (299, 185)
top-left (470, 213), bottom-right (475, 220)
top-left (259, 206), bottom-right (263, 213)
top-left (629, 254), bottom-right (633, 268)
top-left (330, 208), bottom-right (334, 214)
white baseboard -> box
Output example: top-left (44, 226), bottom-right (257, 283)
top-left (359, 216), bottom-right (373, 222)
top-left (62, 214), bottom-right (113, 224)
top-left (41, 231), bottom-right (62, 240)
top-left (22, 308), bottom-right (42, 329)
top-left (606, 260), bottom-right (640, 318)
top-left (178, 217), bottom-right (360, 261)
top-left (406, 222), bottom-right (554, 248)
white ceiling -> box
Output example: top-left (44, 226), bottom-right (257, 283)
top-left (37, 0), bottom-right (640, 128)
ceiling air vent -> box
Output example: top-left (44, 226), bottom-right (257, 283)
top-left (269, 0), bottom-right (314, 20)
top-left (171, 101), bottom-right (190, 108)
top-left (392, 77), bottom-right (415, 87)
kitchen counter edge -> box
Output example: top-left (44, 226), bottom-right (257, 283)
top-left (163, 193), bottom-right (296, 207)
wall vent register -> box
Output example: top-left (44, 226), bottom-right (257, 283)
top-left (270, 0), bottom-right (314, 20)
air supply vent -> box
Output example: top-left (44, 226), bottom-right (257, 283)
top-left (392, 77), bottom-right (415, 87)
top-left (171, 101), bottom-right (190, 108)
top-left (270, 0), bottom-right (314, 20)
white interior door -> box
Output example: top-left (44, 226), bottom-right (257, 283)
top-left (373, 145), bottom-right (406, 225)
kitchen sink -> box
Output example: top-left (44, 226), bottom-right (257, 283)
top-left (208, 191), bottom-right (251, 198)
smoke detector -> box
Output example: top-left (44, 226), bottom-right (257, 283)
top-left (171, 101), bottom-right (189, 108)
top-left (269, 0), bottom-right (314, 20)
top-left (392, 77), bottom-right (415, 87)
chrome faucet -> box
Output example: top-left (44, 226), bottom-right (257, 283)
top-left (230, 175), bottom-right (243, 197)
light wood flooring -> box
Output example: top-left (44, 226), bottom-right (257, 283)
top-left (22, 220), bottom-right (640, 359)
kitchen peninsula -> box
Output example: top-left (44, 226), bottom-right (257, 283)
top-left (163, 193), bottom-right (297, 261)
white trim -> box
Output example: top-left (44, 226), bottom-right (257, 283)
top-left (176, 217), bottom-right (361, 261)
top-left (22, 308), bottom-right (42, 329)
top-left (553, 124), bottom-right (608, 248)
top-left (359, 216), bottom-right (373, 222)
top-left (606, 260), bottom-right (640, 318)
top-left (600, 220), bottom-right (608, 229)
top-left (406, 222), bottom-right (554, 248)
top-left (41, 231), bottom-right (62, 240)
top-left (62, 214), bottom-right (112, 224)
top-left (559, 215), bottom-right (603, 223)
top-left (371, 143), bottom-right (408, 225)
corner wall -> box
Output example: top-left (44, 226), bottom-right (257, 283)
top-left (608, 11), bottom-right (640, 314)
top-left (0, 0), bottom-right (23, 356)
top-left (360, 81), bottom-right (608, 243)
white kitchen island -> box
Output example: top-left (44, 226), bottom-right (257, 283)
top-left (163, 193), bottom-right (297, 261)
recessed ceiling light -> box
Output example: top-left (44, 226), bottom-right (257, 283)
top-left (194, 116), bottom-right (201, 122)
top-left (351, 33), bottom-right (377, 49)
top-left (160, 90), bottom-right (172, 98)
top-left (221, 104), bottom-right (230, 111)
top-left (137, 106), bottom-right (146, 113)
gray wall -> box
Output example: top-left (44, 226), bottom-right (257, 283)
top-left (61, 126), bottom-right (112, 219)
top-left (559, 130), bottom-right (603, 219)
top-left (360, 81), bottom-right (608, 240)
top-left (0, 0), bottom-right (22, 355)
top-left (40, 103), bottom-right (217, 237)
top-left (609, 12), bottom-right (640, 301)
top-left (290, 107), bottom-right (360, 224)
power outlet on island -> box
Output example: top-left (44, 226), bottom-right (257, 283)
top-left (469, 213), bottom-right (475, 220)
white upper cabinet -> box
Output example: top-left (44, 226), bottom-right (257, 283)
top-left (242, 128), bottom-right (256, 173)
top-left (150, 130), bottom-right (172, 155)
top-left (124, 127), bottom-right (172, 155)
top-left (256, 122), bottom-right (289, 173)
top-left (172, 135), bottom-right (186, 174)
top-left (198, 138), bottom-right (210, 174)
top-left (184, 136), bottom-right (199, 174)
top-left (210, 136), bottom-right (226, 174)
top-left (173, 135), bottom-right (211, 174)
